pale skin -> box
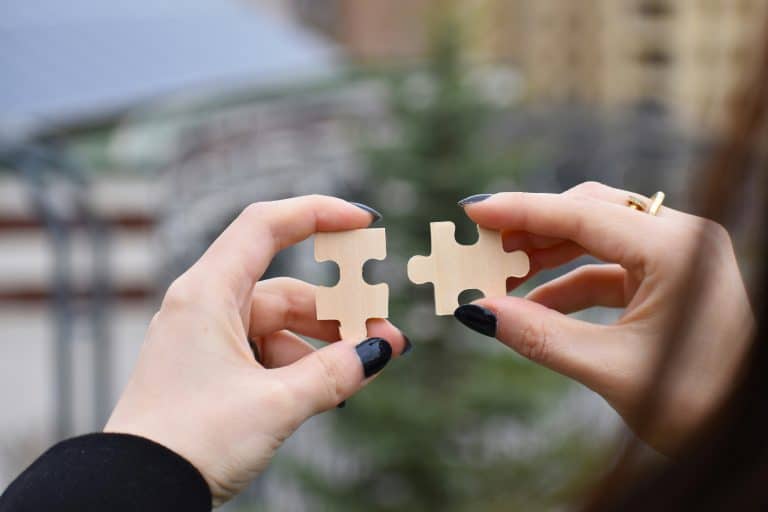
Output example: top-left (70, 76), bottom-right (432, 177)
top-left (105, 184), bottom-right (753, 506)
top-left (104, 196), bottom-right (409, 506)
top-left (461, 181), bottom-right (754, 454)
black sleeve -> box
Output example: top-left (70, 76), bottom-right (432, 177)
top-left (0, 433), bottom-right (212, 512)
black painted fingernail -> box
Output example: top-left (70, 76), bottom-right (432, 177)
top-left (349, 202), bottom-right (383, 225)
top-left (457, 194), bottom-right (492, 207)
top-left (454, 305), bottom-right (497, 337)
top-left (401, 334), bottom-right (413, 356)
top-left (337, 400), bottom-right (347, 409)
top-left (355, 337), bottom-right (392, 378)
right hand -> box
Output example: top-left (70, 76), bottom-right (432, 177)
top-left (455, 182), bottom-right (754, 454)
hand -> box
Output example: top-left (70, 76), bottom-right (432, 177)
top-left (104, 196), bottom-right (408, 506)
top-left (455, 182), bottom-right (754, 454)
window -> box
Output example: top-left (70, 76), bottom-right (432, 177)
top-left (637, 48), bottom-right (672, 66)
top-left (637, 1), bottom-right (673, 17)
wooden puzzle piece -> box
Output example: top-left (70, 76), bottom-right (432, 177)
top-left (407, 222), bottom-right (530, 315)
top-left (315, 228), bottom-right (389, 340)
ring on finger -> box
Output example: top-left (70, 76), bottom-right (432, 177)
top-left (626, 196), bottom-right (648, 212)
top-left (626, 191), bottom-right (665, 216)
top-left (648, 191), bottom-right (665, 216)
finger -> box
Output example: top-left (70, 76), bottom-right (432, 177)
top-left (257, 330), bottom-right (316, 368)
top-left (482, 182), bottom-right (678, 275)
top-left (531, 241), bottom-right (585, 269)
top-left (248, 278), bottom-right (409, 355)
top-left (564, 181), bottom-right (684, 220)
top-left (251, 320), bottom-right (408, 368)
top-left (191, 196), bottom-right (377, 306)
top-left (506, 242), bottom-right (585, 292)
top-left (249, 278), bottom-right (342, 342)
top-left (502, 230), bottom-right (565, 251)
top-left (274, 337), bottom-right (393, 416)
top-left (458, 297), bottom-right (617, 392)
top-left (462, 191), bottom-right (660, 269)
top-left (526, 264), bottom-right (630, 313)
top-left (501, 182), bottom-right (682, 257)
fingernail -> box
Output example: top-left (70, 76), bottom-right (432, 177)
top-left (401, 334), bottom-right (413, 356)
top-left (348, 202), bottom-right (383, 225)
top-left (337, 400), bottom-right (347, 409)
top-left (454, 304), bottom-right (497, 337)
top-left (457, 194), bottom-right (492, 207)
top-left (355, 337), bottom-right (392, 378)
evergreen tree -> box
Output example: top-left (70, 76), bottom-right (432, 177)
top-left (293, 9), bottom-right (603, 512)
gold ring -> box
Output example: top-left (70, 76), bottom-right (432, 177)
top-left (626, 191), bottom-right (665, 216)
top-left (627, 196), bottom-right (647, 212)
top-left (648, 191), bottom-right (665, 216)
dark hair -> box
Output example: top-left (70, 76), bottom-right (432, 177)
top-left (583, 16), bottom-right (768, 512)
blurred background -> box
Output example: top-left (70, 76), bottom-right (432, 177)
top-left (1, 0), bottom-right (765, 510)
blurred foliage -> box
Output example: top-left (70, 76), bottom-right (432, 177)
top-left (289, 9), bottom-right (605, 512)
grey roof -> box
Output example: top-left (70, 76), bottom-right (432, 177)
top-left (0, 0), bottom-right (338, 138)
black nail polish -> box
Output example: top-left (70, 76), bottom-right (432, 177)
top-left (349, 202), bottom-right (383, 225)
top-left (454, 305), bottom-right (497, 337)
top-left (355, 337), bottom-right (392, 378)
top-left (337, 400), bottom-right (347, 409)
top-left (401, 334), bottom-right (413, 356)
top-left (457, 194), bottom-right (492, 207)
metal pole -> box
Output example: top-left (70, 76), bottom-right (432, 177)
top-left (85, 208), bottom-right (112, 428)
top-left (56, 148), bottom-right (114, 430)
top-left (15, 148), bottom-right (76, 440)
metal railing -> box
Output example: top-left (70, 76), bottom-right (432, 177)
top-left (0, 142), bottom-right (113, 439)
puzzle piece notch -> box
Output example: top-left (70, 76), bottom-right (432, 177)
top-left (315, 228), bottom-right (389, 340)
top-left (407, 222), bottom-right (530, 315)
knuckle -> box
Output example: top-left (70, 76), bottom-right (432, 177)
top-left (566, 206), bottom-right (587, 241)
top-left (260, 377), bottom-right (303, 430)
top-left (147, 311), bottom-right (162, 329)
top-left (264, 378), bottom-right (295, 412)
top-left (573, 264), bottom-right (598, 281)
top-left (270, 276), bottom-right (304, 289)
top-left (242, 201), bottom-right (269, 221)
top-left (567, 181), bottom-right (604, 198)
top-left (256, 276), bottom-right (289, 291)
top-left (161, 276), bottom-right (196, 312)
top-left (701, 219), bottom-right (731, 245)
top-left (241, 201), bottom-right (280, 249)
top-left (305, 193), bottom-right (326, 203)
top-left (516, 321), bottom-right (551, 365)
top-left (144, 311), bottom-right (164, 340)
top-left (680, 218), bottom-right (731, 254)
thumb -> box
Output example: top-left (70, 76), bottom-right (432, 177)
top-left (275, 337), bottom-right (392, 418)
top-left (454, 297), bottom-right (614, 391)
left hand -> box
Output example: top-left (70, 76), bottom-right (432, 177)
top-left (105, 196), bottom-right (408, 506)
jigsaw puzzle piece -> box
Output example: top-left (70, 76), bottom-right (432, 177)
top-left (315, 283), bottom-right (388, 340)
top-left (471, 227), bottom-right (530, 302)
top-left (407, 221), bottom-right (468, 314)
top-left (315, 228), bottom-right (389, 341)
top-left (407, 221), bottom-right (530, 315)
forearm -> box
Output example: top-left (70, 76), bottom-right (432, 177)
top-left (0, 433), bottom-right (211, 512)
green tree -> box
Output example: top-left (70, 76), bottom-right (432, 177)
top-left (293, 9), bottom-right (603, 512)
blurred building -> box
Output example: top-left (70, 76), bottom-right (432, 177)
top-left (484, 0), bottom-right (768, 135)
top-left (0, 0), bottom-right (350, 496)
top-left (273, 0), bottom-right (768, 135)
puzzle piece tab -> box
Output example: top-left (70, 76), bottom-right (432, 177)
top-left (315, 228), bottom-right (389, 340)
top-left (407, 222), bottom-right (529, 315)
